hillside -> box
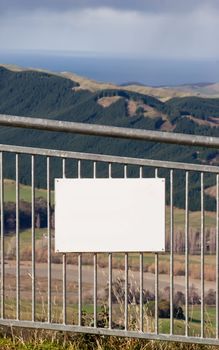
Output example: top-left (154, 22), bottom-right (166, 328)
top-left (3, 63), bottom-right (219, 100)
top-left (0, 65), bottom-right (219, 210)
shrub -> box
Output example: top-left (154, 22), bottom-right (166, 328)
top-left (174, 291), bottom-right (185, 306)
top-left (205, 289), bottom-right (216, 305)
top-left (146, 300), bottom-right (185, 320)
top-left (104, 278), bottom-right (155, 305)
top-left (189, 285), bottom-right (201, 305)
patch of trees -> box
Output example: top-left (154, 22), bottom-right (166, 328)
top-left (2, 198), bottom-right (54, 233)
top-left (174, 117), bottom-right (219, 136)
top-left (166, 228), bottom-right (217, 254)
top-left (96, 89), bottom-right (165, 112)
top-left (0, 67), bottom-right (79, 118)
top-left (166, 96), bottom-right (219, 121)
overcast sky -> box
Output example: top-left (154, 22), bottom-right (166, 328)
top-left (1, 0), bottom-right (219, 59)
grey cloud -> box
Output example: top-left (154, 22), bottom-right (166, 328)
top-left (1, 3), bottom-right (219, 59)
top-left (1, 0), bottom-right (219, 14)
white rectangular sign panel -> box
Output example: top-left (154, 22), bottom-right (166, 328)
top-left (55, 178), bottom-right (165, 252)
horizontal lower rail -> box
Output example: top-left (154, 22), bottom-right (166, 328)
top-left (0, 143), bottom-right (219, 173)
top-left (0, 114), bottom-right (219, 148)
top-left (0, 319), bottom-right (218, 346)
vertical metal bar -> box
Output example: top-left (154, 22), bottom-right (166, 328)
top-left (139, 166), bottom-right (143, 332)
top-left (15, 154), bottom-right (20, 320)
top-left (139, 166), bottom-right (143, 179)
top-left (93, 161), bottom-right (96, 179)
top-left (124, 165), bottom-right (128, 330)
top-left (108, 163), bottom-right (112, 179)
top-left (155, 253), bottom-right (159, 334)
top-left (62, 158), bottom-right (66, 178)
top-left (77, 159), bottom-right (82, 326)
top-left (124, 164), bottom-right (127, 179)
top-left (185, 171), bottom-right (189, 336)
top-left (78, 253), bottom-right (82, 326)
top-left (201, 172), bottom-right (205, 338)
top-left (170, 169), bottom-right (174, 335)
top-left (139, 253), bottom-right (143, 332)
top-left (78, 159), bottom-right (81, 179)
top-left (47, 157), bottom-right (51, 323)
top-left (108, 252), bottom-right (112, 329)
top-left (154, 168), bottom-right (159, 334)
top-left (62, 158), bottom-right (67, 324)
top-left (62, 255), bottom-right (66, 324)
top-left (0, 152), bottom-right (4, 319)
top-left (93, 162), bottom-right (97, 328)
top-left (124, 252), bottom-right (128, 331)
top-left (216, 174), bottom-right (219, 339)
top-left (108, 163), bottom-right (112, 329)
top-left (93, 253), bottom-right (97, 328)
top-left (31, 155), bottom-right (35, 322)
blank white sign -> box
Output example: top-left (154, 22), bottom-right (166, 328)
top-left (55, 178), bottom-right (165, 253)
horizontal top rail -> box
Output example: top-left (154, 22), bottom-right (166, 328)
top-left (0, 143), bottom-right (219, 173)
top-left (0, 114), bottom-right (219, 149)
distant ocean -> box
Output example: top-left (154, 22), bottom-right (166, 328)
top-left (1, 51), bottom-right (219, 86)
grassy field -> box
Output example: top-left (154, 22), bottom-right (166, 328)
top-left (165, 206), bottom-right (216, 231)
top-left (111, 304), bottom-right (216, 338)
top-left (2, 179), bottom-right (54, 203)
top-left (5, 228), bottom-right (46, 254)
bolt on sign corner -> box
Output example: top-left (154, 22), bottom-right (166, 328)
top-left (55, 178), bottom-right (165, 253)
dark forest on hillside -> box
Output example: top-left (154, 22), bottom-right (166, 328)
top-left (0, 67), bottom-right (219, 210)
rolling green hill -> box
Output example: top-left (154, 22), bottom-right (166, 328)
top-left (0, 66), bottom-right (219, 211)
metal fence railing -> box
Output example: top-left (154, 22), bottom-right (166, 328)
top-left (0, 114), bottom-right (219, 345)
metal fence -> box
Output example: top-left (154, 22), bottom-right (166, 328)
top-left (0, 114), bottom-right (219, 345)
